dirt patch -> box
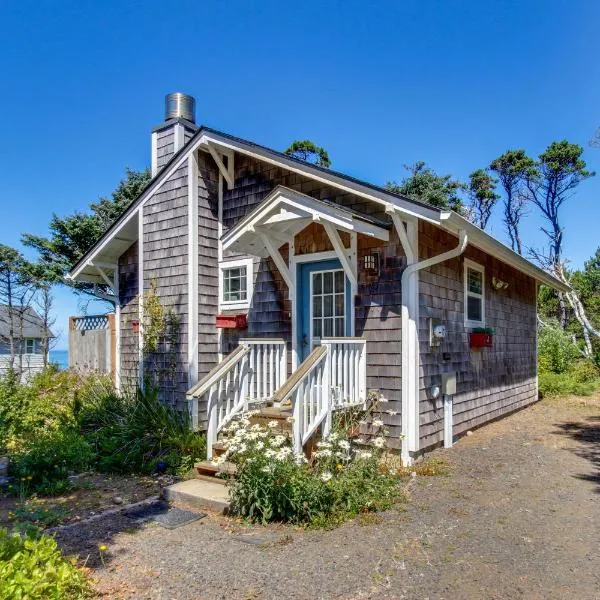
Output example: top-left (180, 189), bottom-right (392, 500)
top-left (0, 473), bottom-right (174, 530)
top-left (58, 395), bottom-right (600, 599)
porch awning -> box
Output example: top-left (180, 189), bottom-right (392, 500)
top-left (221, 185), bottom-right (390, 258)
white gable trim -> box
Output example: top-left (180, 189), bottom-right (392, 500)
top-left (69, 126), bottom-right (569, 293)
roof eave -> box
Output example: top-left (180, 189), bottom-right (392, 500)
top-left (442, 212), bottom-right (570, 292)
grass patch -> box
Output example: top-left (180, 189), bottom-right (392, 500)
top-left (395, 457), bottom-right (453, 478)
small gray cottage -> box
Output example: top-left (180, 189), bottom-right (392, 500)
top-left (69, 93), bottom-right (567, 464)
top-left (0, 305), bottom-right (53, 380)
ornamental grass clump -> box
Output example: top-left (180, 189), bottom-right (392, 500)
top-left (219, 414), bottom-right (403, 527)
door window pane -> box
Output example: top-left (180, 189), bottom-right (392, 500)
top-left (323, 295), bottom-right (333, 317)
top-left (311, 268), bottom-right (346, 342)
top-left (312, 318), bottom-right (322, 338)
top-left (313, 295), bottom-right (322, 317)
top-left (313, 272), bottom-right (322, 294)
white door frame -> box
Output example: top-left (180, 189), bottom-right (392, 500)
top-left (290, 246), bottom-right (357, 371)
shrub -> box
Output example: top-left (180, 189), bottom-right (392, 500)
top-left (0, 367), bottom-right (111, 453)
top-left (538, 321), bottom-right (581, 374)
top-left (10, 430), bottom-right (94, 496)
top-left (78, 385), bottom-right (205, 474)
top-left (0, 528), bottom-right (92, 599)
top-left (538, 371), bottom-right (600, 398)
top-left (571, 360), bottom-right (600, 383)
top-left (219, 414), bottom-right (402, 526)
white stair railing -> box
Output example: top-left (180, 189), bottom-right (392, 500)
top-left (272, 345), bottom-right (330, 452)
top-left (241, 339), bottom-right (287, 405)
top-left (186, 339), bottom-right (287, 459)
top-left (321, 338), bottom-right (367, 409)
top-left (270, 338), bottom-right (367, 454)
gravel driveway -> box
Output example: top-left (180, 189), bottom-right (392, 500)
top-left (56, 394), bottom-right (600, 599)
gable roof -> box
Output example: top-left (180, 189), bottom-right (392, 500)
top-left (223, 185), bottom-right (391, 258)
top-left (0, 305), bottom-right (54, 340)
top-left (68, 125), bottom-right (569, 292)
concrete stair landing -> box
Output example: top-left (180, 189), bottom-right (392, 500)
top-left (162, 479), bottom-right (230, 514)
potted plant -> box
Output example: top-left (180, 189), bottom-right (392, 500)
top-left (469, 327), bottom-right (494, 349)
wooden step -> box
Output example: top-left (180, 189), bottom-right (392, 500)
top-left (249, 408), bottom-right (293, 433)
top-left (212, 442), bottom-right (227, 457)
top-left (195, 460), bottom-right (237, 478)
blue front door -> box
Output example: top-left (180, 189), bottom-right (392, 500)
top-left (297, 259), bottom-right (352, 361)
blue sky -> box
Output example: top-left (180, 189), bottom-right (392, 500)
top-left (1, 0), bottom-right (599, 349)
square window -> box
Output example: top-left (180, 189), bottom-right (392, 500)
top-left (220, 259), bottom-right (253, 307)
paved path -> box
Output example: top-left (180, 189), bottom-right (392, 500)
top-left (57, 395), bottom-right (600, 599)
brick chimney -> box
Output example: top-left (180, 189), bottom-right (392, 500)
top-left (151, 92), bottom-right (198, 176)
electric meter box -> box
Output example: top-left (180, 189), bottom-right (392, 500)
top-left (441, 372), bottom-right (457, 395)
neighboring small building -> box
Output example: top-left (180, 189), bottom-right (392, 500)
top-left (68, 92), bottom-right (568, 464)
top-left (0, 305), bottom-right (53, 381)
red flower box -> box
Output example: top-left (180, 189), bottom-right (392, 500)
top-left (216, 314), bottom-right (247, 329)
top-left (469, 332), bottom-right (493, 349)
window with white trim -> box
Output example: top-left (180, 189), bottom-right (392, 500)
top-left (25, 339), bottom-right (35, 354)
top-left (464, 259), bottom-right (485, 327)
top-left (219, 258), bottom-right (254, 308)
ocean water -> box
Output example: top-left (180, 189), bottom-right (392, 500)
top-left (49, 349), bottom-right (69, 370)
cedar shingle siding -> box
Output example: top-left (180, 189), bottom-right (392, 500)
top-left (418, 222), bottom-right (537, 449)
top-left (116, 148), bottom-right (538, 452)
top-left (118, 241), bottom-right (139, 393)
top-left (142, 160), bottom-right (189, 407)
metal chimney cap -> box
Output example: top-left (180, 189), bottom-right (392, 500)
top-left (165, 92), bottom-right (196, 124)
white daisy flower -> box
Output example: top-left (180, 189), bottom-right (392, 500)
top-left (267, 420), bottom-right (279, 429)
top-left (372, 437), bottom-right (386, 449)
top-left (320, 472), bottom-right (333, 482)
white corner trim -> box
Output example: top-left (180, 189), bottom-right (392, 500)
top-left (114, 267), bottom-right (121, 393)
top-left (174, 123), bottom-right (185, 152)
top-left (188, 151), bottom-right (199, 387)
top-left (463, 258), bottom-right (485, 328)
top-left (138, 207), bottom-right (144, 388)
top-left (151, 131), bottom-right (158, 178)
top-left (218, 257), bottom-right (254, 310)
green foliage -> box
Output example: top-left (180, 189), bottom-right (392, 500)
top-left (220, 416), bottom-right (402, 527)
top-left (0, 369), bottom-right (205, 498)
top-left (284, 140), bottom-right (331, 167)
top-left (77, 385), bottom-right (205, 475)
top-left (0, 528), bottom-right (92, 599)
top-left (538, 320), bottom-right (581, 374)
top-left (0, 367), bottom-right (109, 452)
top-left (571, 360), bottom-right (600, 383)
top-left (10, 430), bottom-right (94, 496)
top-left (13, 501), bottom-right (69, 529)
top-left (22, 168), bottom-right (150, 298)
top-left (386, 161), bottom-right (466, 212)
top-left (467, 168), bottom-right (499, 230)
top-left (538, 371), bottom-right (600, 398)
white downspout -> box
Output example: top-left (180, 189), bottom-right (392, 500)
top-left (396, 220), bottom-right (468, 465)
